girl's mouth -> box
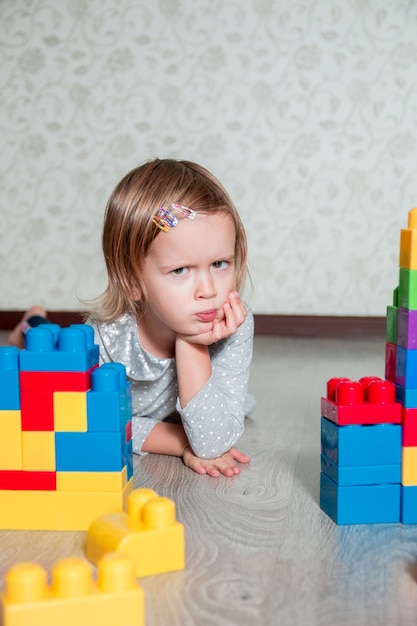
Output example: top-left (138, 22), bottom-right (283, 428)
top-left (196, 309), bottom-right (218, 323)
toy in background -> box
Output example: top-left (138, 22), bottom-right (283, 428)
top-left (386, 207), bottom-right (417, 523)
top-left (0, 323), bottom-right (133, 530)
top-left (1, 553), bottom-right (144, 626)
top-left (320, 208), bottom-right (417, 525)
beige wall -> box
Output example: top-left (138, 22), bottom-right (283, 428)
top-left (1, 0), bottom-right (417, 315)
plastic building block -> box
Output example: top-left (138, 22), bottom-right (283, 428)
top-left (386, 303), bottom-right (398, 344)
top-left (398, 268), bottom-right (417, 309)
top-left (321, 454), bottom-right (400, 486)
top-left (321, 417), bottom-right (401, 466)
top-left (0, 347), bottom-right (20, 410)
top-left (401, 485), bottom-right (417, 523)
top-left (20, 369), bottom-right (95, 393)
top-left (87, 488), bottom-right (185, 577)
top-left (0, 471), bottom-right (56, 490)
top-left (20, 391), bottom-right (54, 431)
top-left (0, 553), bottom-right (144, 626)
top-left (397, 307), bottom-right (417, 348)
top-left (55, 432), bottom-right (124, 472)
top-left (395, 346), bottom-right (417, 387)
top-left (395, 383), bottom-right (417, 408)
top-left (402, 446), bottom-right (417, 485)
top-left (321, 377), bottom-right (402, 425)
top-left (320, 472), bottom-right (401, 524)
top-left (87, 365), bottom-right (132, 432)
top-left (56, 467), bottom-right (128, 492)
top-left (385, 342), bottom-right (396, 382)
top-left (54, 392), bottom-right (87, 432)
top-left (21, 432), bottom-right (55, 471)
top-left (403, 407), bottom-right (417, 446)
top-left (19, 325), bottom-right (99, 372)
top-left (399, 207), bottom-right (417, 269)
top-left (0, 478), bottom-right (133, 530)
top-left (0, 411), bottom-right (22, 469)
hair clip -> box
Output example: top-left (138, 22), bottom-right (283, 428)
top-left (152, 203), bottom-right (196, 232)
top-left (171, 203), bottom-right (196, 220)
top-left (152, 207), bottom-right (178, 232)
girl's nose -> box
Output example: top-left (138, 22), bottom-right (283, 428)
top-left (196, 273), bottom-right (217, 298)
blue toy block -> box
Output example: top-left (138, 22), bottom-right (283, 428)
top-left (401, 486), bottom-right (417, 523)
top-left (320, 472), bottom-right (401, 524)
top-left (0, 347), bottom-right (20, 410)
top-left (395, 346), bottom-right (417, 388)
top-left (321, 454), bottom-right (401, 486)
top-left (321, 417), bottom-right (401, 466)
top-left (19, 325), bottom-right (99, 372)
top-left (87, 364), bottom-right (131, 432)
top-left (395, 383), bottom-right (417, 408)
top-left (55, 432), bottom-right (124, 472)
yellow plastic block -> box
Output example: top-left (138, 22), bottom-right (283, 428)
top-left (21, 431), bottom-right (55, 471)
top-left (0, 411), bottom-right (22, 470)
top-left (1, 554), bottom-right (144, 626)
top-left (57, 467), bottom-right (127, 492)
top-left (87, 488), bottom-right (185, 577)
top-left (400, 208), bottom-right (417, 269)
top-left (0, 478), bottom-right (133, 530)
top-left (54, 391), bottom-right (87, 432)
top-left (402, 446), bottom-right (417, 486)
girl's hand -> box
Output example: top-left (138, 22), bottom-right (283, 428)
top-left (182, 445), bottom-right (250, 477)
top-left (184, 291), bottom-right (247, 346)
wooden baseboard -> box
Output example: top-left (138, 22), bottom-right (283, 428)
top-left (0, 311), bottom-right (386, 338)
top-left (254, 315), bottom-right (385, 337)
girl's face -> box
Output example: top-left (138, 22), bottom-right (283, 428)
top-left (138, 211), bottom-right (237, 354)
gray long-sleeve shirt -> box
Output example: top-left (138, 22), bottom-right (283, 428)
top-left (86, 309), bottom-right (255, 459)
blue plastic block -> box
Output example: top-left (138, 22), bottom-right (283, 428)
top-left (320, 472), bottom-right (401, 524)
top-left (55, 432), bottom-right (124, 472)
top-left (321, 417), bottom-right (401, 466)
top-left (87, 364), bottom-right (131, 432)
top-left (321, 454), bottom-right (401, 486)
top-left (395, 346), bottom-right (417, 388)
top-left (0, 347), bottom-right (20, 409)
top-left (401, 486), bottom-right (417, 524)
top-left (19, 325), bottom-right (99, 372)
top-left (395, 383), bottom-right (417, 408)
top-left (125, 439), bottom-right (133, 481)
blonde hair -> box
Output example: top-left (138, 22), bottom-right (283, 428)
top-left (87, 158), bottom-right (248, 324)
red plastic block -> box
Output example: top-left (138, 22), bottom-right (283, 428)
top-left (20, 368), bottom-right (96, 393)
top-left (403, 408), bottom-right (417, 446)
top-left (385, 342), bottom-right (396, 383)
top-left (0, 471), bottom-right (56, 490)
top-left (321, 377), bottom-right (402, 425)
top-left (20, 391), bottom-right (54, 431)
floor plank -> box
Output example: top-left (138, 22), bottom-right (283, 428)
top-left (1, 334), bottom-right (417, 625)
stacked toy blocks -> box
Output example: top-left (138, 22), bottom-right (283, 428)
top-left (0, 554), bottom-right (144, 626)
top-left (320, 376), bottom-right (402, 524)
top-left (87, 488), bottom-right (185, 577)
top-left (0, 324), bottom-right (133, 530)
top-left (385, 207), bottom-right (417, 523)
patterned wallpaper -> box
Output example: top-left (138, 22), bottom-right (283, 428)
top-left (1, 0), bottom-right (417, 316)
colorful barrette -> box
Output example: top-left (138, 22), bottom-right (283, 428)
top-left (152, 203), bottom-right (196, 232)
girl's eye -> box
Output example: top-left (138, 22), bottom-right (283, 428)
top-left (171, 267), bottom-right (189, 275)
top-left (212, 260), bottom-right (228, 269)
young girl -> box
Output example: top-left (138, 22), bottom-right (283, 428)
top-left (10, 158), bottom-right (255, 478)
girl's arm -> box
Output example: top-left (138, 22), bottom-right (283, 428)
top-left (176, 305), bottom-right (254, 459)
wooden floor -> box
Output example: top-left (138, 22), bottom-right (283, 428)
top-left (1, 333), bottom-right (417, 625)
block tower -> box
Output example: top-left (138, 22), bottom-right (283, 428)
top-left (0, 323), bottom-right (133, 530)
top-left (320, 377), bottom-right (402, 524)
top-left (386, 207), bottom-right (417, 523)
